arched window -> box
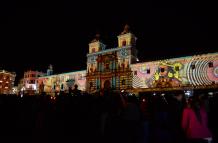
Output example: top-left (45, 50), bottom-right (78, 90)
top-left (92, 48), bottom-right (96, 53)
top-left (147, 69), bottom-right (150, 74)
top-left (106, 63), bottom-right (109, 69)
top-left (175, 66), bottom-right (179, 71)
top-left (208, 62), bottom-right (213, 68)
top-left (160, 68), bottom-right (165, 73)
top-left (89, 82), bottom-right (93, 87)
top-left (122, 79), bottom-right (125, 85)
top-left (191, 64), bottom-right (195, 69)
top-left (122, 40), bottom-right (126, 46)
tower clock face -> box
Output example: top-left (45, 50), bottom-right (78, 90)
top-left (120, 49), bottom-right (128, 57)
top-left (90, 56), bottom-right (96, 63)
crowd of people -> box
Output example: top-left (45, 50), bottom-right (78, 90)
top-left (0, 89), bottom-right (217, 143)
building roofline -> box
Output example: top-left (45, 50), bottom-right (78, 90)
top-left (131, 52), bottom-right (218, 66)
top-left (38, 70), bottom-right (86, 78)
top-left (0, 70), bottom-right (16, 75)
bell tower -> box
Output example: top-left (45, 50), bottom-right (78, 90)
top-left (117, 24), bottom-right (137, 48)
top-left (89, 34), bottom-right (106, 54)
top-left (117, 24), bottom-right (138, 64)
top-left (47, 64), bottom-right (53, 76)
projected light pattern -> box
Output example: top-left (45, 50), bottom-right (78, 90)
top-left (36, 53), bottom-right (217, 94)
top-left (38, 70), bottom-right (86, 93)
top-left (131, 53), bottom-right (218, 88)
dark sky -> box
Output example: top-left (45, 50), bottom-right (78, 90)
top-left (0, 0), bottom-right (217, 84)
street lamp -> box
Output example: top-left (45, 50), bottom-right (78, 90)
top-left (136, 58), bottom-right (139, 62)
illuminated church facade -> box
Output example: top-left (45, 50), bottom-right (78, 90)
top-left (86, 25), bottom-right (138, 93)
top-left (37, 25), bottom-right (218, 94)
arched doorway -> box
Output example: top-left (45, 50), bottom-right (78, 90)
top-left (103, 80), bottom-right (111, 90)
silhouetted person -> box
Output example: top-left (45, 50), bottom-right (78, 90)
top-left (120, 95), bottom-right (141, 143)
top-left (208, 92), bottom-right (218, 143)
top-left (182, 94), bottom-right (213, 143)
top-left (168, 92), bottom-right (186, 143)
top-left (72, 84), bottom-right (81, 96)
top-left (153, 93), bottom-right (173, 143)
top-left (68, 87), bottom-right (72, 95)
top-left (140, 94), bottom-right (153, 143)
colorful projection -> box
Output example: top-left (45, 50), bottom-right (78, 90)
top-left (38, 70), bottom-right (86, 93)
top-left (37, 53), bottom-right (217, 93)
top-left (131, 53), bottom-right (218, 88)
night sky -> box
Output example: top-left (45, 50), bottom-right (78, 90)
top-left (0, 0), bottom-right (217, 84)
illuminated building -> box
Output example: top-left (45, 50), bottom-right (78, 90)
top-left (86, 25), bottom-right (137, 93)
top-left (86, 25), bottom-right (218, 93)
top-left (36, 25), bottom-right (218, 94)
top-left (23, 70), bottom-right (45, 94)
top-left (130, 53), bottom-right (218, 93)
top-left (38, 70), bottom-right (86, 94)
top-left (0, 70), bottom-right (16, 94)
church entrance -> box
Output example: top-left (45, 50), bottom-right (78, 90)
top-left (103, 80), bottom-right (111, 90)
